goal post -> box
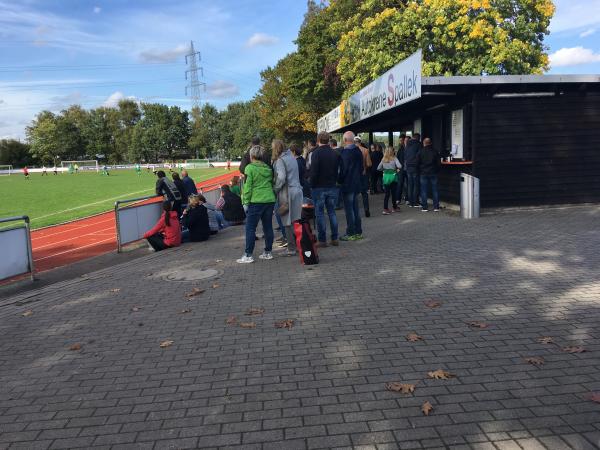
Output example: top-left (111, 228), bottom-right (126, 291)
top-left (185, 159), bottom-right (210, 169)
top-left (60, 160), bottom-right (99, 172)
top-left (0, 165), bottom-right (12, 176)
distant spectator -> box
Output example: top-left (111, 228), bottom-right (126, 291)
top-left (354, 136), bottom-right (371, 217)
top-left (181, 170), bottom-right (198, 197)
top-left (143, 202), bottom-right (181, 251)
top-left (377, 146), bottom-right (402, 215)
top-left (339, 131), bottom-right (364, 241)
top-left (237, 146), bottom-right (276, 264)
top-left (239, 137), bottom-right (271, 176)
top-left (305, 138), bottom-right (318, 170)
top-left (172, 173), bottom-right (187, 210)
top-left (181, 195), bottom-right (210, 242)
top-left (199, 194), bottom-right (227, 233)
top-left (155, 170), bottom-right (182, 215)
top-left (416, 137), bottom-right (441, 212)
top-left (370, 143), bottom-right (384, 194)
top-left (309, 131), bottom-right (341, 247)
top-left (230, 176), bottom-right (241, 196)
top-left (395, 134), bottom-right (407, 206)
top-left (404, 133), bottom-right (422, 207)
top-left (329, 138), bottom-right (338, 150)
top-left (217, 184), bottom-right (245, 225)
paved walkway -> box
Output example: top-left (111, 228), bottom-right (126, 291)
top-left (0, 204), bottom-right (599, 449)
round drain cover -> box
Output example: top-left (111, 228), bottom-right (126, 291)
top-left (156, 268), bottom-right (221, 282)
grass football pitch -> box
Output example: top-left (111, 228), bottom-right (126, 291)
top-left (0, 168), bottom-right (229, 229)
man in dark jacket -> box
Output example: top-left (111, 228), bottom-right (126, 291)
top-left (339, 131), bottom-right (364, 241)
top-left (239, 137), bottom-right (271, 176)
top-left (155, 170), bottom-right (182, 215)
top-left (395, 134), bottom-right (407, 206)
top-left (181, 170), bottom-right (198, 197)
top-left (404, 133), bottom-right (422, 207)
top-left (369, 144), bottom-right (384, 194)
top-left (416, 138), bottom-right (441, 212)
top-left (309, 131), bottom-right (341, 247)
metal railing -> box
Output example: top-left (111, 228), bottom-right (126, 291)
top-left (0, 216), bottom-right (35, 281)
top-left (114, 195), bottom-right (162, 252)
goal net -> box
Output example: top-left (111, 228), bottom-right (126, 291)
top-left (185, 159), bottom-right (210, 169)
top-left (0, 165), bottom-right (12, 176)
top-left (60, 160), bottom-right (99, 172)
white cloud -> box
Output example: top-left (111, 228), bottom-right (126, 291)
top-left (245, 32), bottom-right (279, 48)
top-left (206, 80), bottom-right (239, 99)
top-left (138, 44), bottom-right (188, 63)
top-left (580, 28), bottom-right (596, 38)
top-left (93, 6), bottom-right (101, 14)
top-left (102, 91), bottom-right (137, 108)
top-left (551, 0), bottom-right (600, 33)
top-left (549, 46), bottom-right (600, 67)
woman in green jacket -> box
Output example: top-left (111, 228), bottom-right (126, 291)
top-left (236, 146), bottom-right (276, 264)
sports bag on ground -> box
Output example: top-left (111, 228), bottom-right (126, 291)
top-left (294, 219), bottom-right (319, 265)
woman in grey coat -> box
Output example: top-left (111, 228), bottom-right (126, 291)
top-left (272, 139), bottom-right (303, 256)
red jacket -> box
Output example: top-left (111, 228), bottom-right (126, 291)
top-left (143, 211), bottom-right (181, 247)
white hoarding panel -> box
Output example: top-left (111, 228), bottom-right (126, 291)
top-left (0, 227), bottom-right (31, 279)
top-left (317, 105), bottom-right (342, 133)
top-left (117, 202), bottom-right (163, 246)
top-left (451, 109), bottom-right (464, 159)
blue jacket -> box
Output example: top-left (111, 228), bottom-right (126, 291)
top-left (339, 144), bottom-right (364, 194)
top-left (182, 176), bottom-right (198, 197)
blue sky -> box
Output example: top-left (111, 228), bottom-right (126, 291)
top-left (1, 0), bottom-right (599, 140)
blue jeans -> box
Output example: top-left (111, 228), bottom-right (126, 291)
top-left (244, 203), bottom-right (275, 256)
top-left (214, 210), bottom-right (228, 229)
top-left (312, 187), bottom-right (339, 243)
top-left (406, 171), bottom-right (419, 206)
top-left (396, 169), bottom-right (407, 202)
top-left (274, 200), bottom-right (286, 238)
top-left (420, 175), bottom-right (439, 210)
top-left (342, 191), bottom-right (362, 236)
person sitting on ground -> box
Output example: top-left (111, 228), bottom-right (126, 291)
top-left (230, 175), bottom-right (241, 196)
top-left (181, 170), bottom-right (198, 197)
top-left (143, 202), bottom-right (181, 251)
top-left (378, 146), bottom-right (402, 215)
top-left (199, 194), bottom-right (226, 234)
top-left (172, 172), bottom-right (188, 211)
top-left (181, 194), bottom-right (210, 242)
top-left (272, 139), bottom-right (303, 257)
top-left (216, 184), bottom-right (245, 225)
top-left (155, 170), bottom-right (182, 215)
top-left (236, 146), bottom-right (276, 264)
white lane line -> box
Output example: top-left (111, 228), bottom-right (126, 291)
top-left (33, 226), bottom-right (115, 251)
top-left (34, 237), bottom-right (116, 262)
top-left (31, 217), bottom-right (115, 241)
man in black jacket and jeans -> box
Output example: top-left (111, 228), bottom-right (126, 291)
top-left (404, 133), bottom-right (422, 207)
top-left (416, 138), bottom-right (441, 212)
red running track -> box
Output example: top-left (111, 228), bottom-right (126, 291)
top-left (31, 171), bottom-right (239, 273)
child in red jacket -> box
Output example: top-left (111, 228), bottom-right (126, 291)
top-left (143, 202), bottom-right (182, 251)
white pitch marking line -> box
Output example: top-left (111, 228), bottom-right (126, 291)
top-left (34, 237), bottom-right (116, 263)
top-left (33, 226), bottom-right (115, 251)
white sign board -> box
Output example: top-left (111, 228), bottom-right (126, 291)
top-left (117, 202), bottom-right (163, 246)
top-left (451, 109), bottom-right (464, 159)
top-left (317, 105), bottom-right (342, 133)
top-left (317, 49), bottom-right (422, 131)
top-left (0, 227), bottom-right (31, 280)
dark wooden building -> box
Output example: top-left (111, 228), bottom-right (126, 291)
top-left (331, 75), bottom-right (600, 208)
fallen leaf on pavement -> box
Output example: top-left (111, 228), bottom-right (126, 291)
top-left (424, 300), bottom-right (442, 309)
top-left (274, 319), bottom-right (294, 329)
top-left (245, 308), bottom-right (265, 316)
top-left (69, 343), bottom-right (82, 351)
top-left (385, 382), bottom-right (416, 394)
top-left (467, 321), bottom-right (489, 329)
top-left (160, 340), bottom-right (174, 348)
top-left (525, 357), bottom-right (544, 366)
top-left (186, 288), bottom-right (205, 298)
top-left (406, 333), bottom-right (423, 342)
top-left (562, 346), bottom-right (586, 353)
top-left (180, 309), bottom-right (191, 314)
top-left (537, 336), bottom-right (554, 344)
top-left (239, 322), bottom-right (256, 329)
top-left (22, 310), bottom-right (33, 317)
top-left (109, 288), bottom-right (121, 293)
top-left (131, 306), bottom-right (141, 312)
top-left (428, 369), bottom-right (456, 380)
top-left (215, 259), bottom-right (223, 263)
top-left (212, 283), bottom-right (220, 289)
top-left (587, 392), bottom-right (600, 403)
top-left (421, 401), bottom-right (434, 416)
top-left (226, 316), bottom-right (238, 325)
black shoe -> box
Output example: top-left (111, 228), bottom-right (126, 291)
top-left (365, 210), bottom-right (371, 217)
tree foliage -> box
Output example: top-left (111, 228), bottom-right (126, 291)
top-left (0, 140), bottom-right (33, 166)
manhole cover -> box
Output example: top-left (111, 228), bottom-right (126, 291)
top-left (153, 268), bottom-right (221, 282)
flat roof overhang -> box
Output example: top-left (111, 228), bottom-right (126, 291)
top-left (331, 75), bottom-right (600, 134)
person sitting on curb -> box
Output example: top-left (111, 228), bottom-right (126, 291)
top-left (143, 202), bottom-right (181, 252)
top-left (216, 185), bottom-right (246, 225)
top-left (181, 194), bottom-right (210, 243)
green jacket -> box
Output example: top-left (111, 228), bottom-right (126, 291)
top-left (242, 161), bottom-right (276, 205)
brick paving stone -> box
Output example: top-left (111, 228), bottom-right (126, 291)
top-left (1, 206), bottom-right (599, 449)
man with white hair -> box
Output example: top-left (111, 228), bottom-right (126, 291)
top-left (339, 131), bottom-right (365, 241)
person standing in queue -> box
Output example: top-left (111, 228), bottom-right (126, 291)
top-left (404, 133), bottom-right (422, 207)
top-left (370, 143), bottom-right (384, 194)
top-left (339, 131), bottom-right (364, 241)
top-left (395, 133), bottom-right (407, 207)
top-left (378, 146), bottom-right (402, 215)
top-left (309, 131), bottom-right (341, 248)
top-left (354, 136), bottom-right (372, 217)
top-left (416, 138), bottom-right (441, 212)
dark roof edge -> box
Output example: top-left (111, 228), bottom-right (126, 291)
top-left (423, 75), bottom-right (600, 85)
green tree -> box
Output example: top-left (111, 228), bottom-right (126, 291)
top-left (26, 111), bottom-right (63, 164)
top-left (188, 104), bottom-right (220, 158)
top-left (0, 139), bottom-right (34, 166)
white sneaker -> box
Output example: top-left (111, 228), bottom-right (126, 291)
top-left (236, 255), bottom-right (254, 264)
top-left (259, 252), bottom-right (274, 260)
